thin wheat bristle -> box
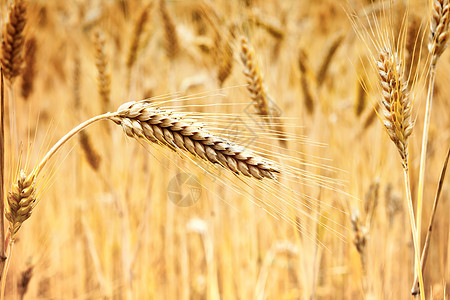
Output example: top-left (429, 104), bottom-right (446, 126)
top-left (79, 131), bottom-right (101, 171)
top-left (240, 36), bottom-right (270, 117)
top-left (5, 171), bottom-right (36, 239)
top-left (127, 3), bottom-right (152, 70)
top-left (21, 37), bottom-right (36, 100)
top-left (429, 0), bottom-right (450, 65)
top-left (110, 101), bottom-right (280, 180)
top-left (159, 0), bottom-right (179, 60)
top-left (377, 49), bottom-right (413, 167)
top-left (94, 31), bottom-right (111, 112)
top-left (1, 0), bottom-right (27, 84)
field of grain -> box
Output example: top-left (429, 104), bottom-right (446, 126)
top-left (0, 0), bottom-right (449, 299)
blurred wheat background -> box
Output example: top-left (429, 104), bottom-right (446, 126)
top-left (0, 0), bottom-right (449, 299)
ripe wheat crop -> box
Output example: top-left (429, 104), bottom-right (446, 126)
top-left (0, 0), bottom-right (448, 299)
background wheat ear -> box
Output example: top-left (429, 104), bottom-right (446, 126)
top-left (159, 0), bottom-right (179, 59)
top-left (239, 36), bottom-right (270, 117)
top-left (20, 37), bottom-right (36, 100)
top-left (1, 0), bottom-right (27, 84)
top-left (93, 31), bottom-right (111, 112)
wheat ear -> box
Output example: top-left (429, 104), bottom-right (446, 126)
top-left (376, 49), bottom-right (425, 299)
top-left (377, 50), bottom-right (413, 167)
top-left (1, 0), bottom-right (27, 84)
top-left (415, 2), bottom-right (450, 284)
top-left (127, 3), bottom-right (152, 71)
top-left (217, 32), bottom-right (234, 87)
top-left (79, 131), bottom-right (101, 171)
top-left (159, 0), bottom-right (179, 59)
top-left (240, 36), bottom-right (270, 117)
top-left (429, 0), bottom-right (450, 66)
top-left (21, 37), bottom-right (36, 100)
top-left (110, 101), bottom-right (280, 180)
top-left (94, 31), bottom-right (111, 112)
top-left (298, 49), bottom-right (314, 115)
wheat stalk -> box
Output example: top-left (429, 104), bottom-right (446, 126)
top-left (415, 2), bottom-right (450, 287)
top-left (0, 70), bottom-right (5, 294)
top-left (375, 48), bottom-right (425, 299)
top-left (412, 147), bottom-right (450, 295)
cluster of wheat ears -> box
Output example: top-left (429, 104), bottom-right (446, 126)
top-left (0, 0), bottom-right (448, 299)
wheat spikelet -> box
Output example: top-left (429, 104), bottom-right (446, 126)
top-left (93, 31), bottom-right (111, 111)
top-left (5, 171), bottom-right (36, 239)
top-left (159, 0), bottom-right (179, 59)
top-left (429, 0), bottom-right (450, 65)
top-left (240, 36), bottom-right (270, 117)
top-left (377, 49), bottom-right (413, 167)
top-left (110, 101), bottom-right (279, 180)
top-left (79, 131), bottom-right (101, 171)
top-left (1, 0), bottom-right (27, 84)
top-left (20, 37), bottom-right (36, 100)
top-left (127, 3), bottom-right (152, 70)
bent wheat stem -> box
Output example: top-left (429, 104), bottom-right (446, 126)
top-left (35, 112), bottom-right (114, 176)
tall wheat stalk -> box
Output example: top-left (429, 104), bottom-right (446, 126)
top-left (0, 71), bottom-right (5, 299)
top-left (375, 48), bottom-right (425, 299)
top-left (415, 2), bottom-right (449, 284)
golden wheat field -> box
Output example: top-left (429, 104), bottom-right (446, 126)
top-left (0, 0), bottom-right (449, 299)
